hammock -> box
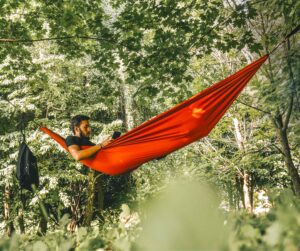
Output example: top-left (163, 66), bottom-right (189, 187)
top-left (40, 55), bottom-right (268, 175)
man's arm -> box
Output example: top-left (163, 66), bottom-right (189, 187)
top-left (68, 138), bottom-right (112, 161)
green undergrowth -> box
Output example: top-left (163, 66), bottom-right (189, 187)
top-left (0, 186), bottom-right (299, 251)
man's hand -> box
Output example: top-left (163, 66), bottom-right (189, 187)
top-left (99, 137), bottom-right (113, 147)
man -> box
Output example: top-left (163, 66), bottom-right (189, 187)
top-left (66, 115), bottom-right (113, 161)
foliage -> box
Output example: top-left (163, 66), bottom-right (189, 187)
top-left (229, 190), bottom-right (300, 251)
top-left (0, 0), bottom-right (299, 250)
top-left (0, 185), bottom-right (299, 251)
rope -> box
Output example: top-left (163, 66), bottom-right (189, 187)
top-left (1, 97), bottom-right (42, 129)
top-left (20, 113), bottom-right (26, 142)
top-left (286, 23), bottom-right (300, 39)
top-left (0, 36), bottom-right (115, 44)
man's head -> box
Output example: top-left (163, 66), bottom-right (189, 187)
top-left (70, 115), bottom-right (91, 138)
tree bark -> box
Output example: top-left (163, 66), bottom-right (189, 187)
top-left (83, 170), bottom-right (95, 227)
top-left (120, 84), bottom-right (134, 131)
top-left (272, 114), bottom-right (300, 197)
top-left (4, 184), bottom-right (14, 236)
top-left (83, 170), bottom-right (105, 226)
top-left (116, 55), bottom-right (133, 197)
top-left (94, 173), bottom-right (104, 215)
top-left (36, 199), bottom-right (49, 236)
top-left (17, 190), bottom-right (27, 234)
top-left (117, 54), bottom-right (134, 131)
top-left (242, 172), bottom-right (252, 212)
top-left (83, 170), bottom-right (105, 227)
top-left (37, 207), bottom-right (48, 236)
top-left (68, 182), bottom-right (84, 232)
top-left (235, 175), bottom-right (244, 210)
top-left (226, 182), bottom-right (235, 210)
top-left (17, 198), bottom-right (25, 234)
top-left (17, 209), bottom-right (25, 234)
top-left (233, 118), bottom-right (253, 213)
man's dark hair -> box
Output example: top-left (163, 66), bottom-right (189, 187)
top-left (70, 115), bottom-right (90, 134)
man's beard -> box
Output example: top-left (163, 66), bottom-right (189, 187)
top-left (79, 128), bottom-right (90, 139)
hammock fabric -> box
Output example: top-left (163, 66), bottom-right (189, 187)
top-left (40, 55), bottom-right (268, 175)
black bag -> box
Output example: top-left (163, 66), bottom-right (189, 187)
top-left (16, 142), bottom-right (39, 191)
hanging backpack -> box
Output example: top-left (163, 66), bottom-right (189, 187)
top-left (16, 142), bottom-right (39, 191)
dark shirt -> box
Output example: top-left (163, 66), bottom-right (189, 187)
top-left (65, 136), bottom-right (95, 147)
top-left (65, 136), bottom-right (96, 175)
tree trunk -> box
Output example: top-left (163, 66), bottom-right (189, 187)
top-left (36, 199), bottom-right (49, 236)
top-left (273, 114), bottom-right (300, 197)
top-left (17, 191), bottom-right (27, 234)
top-left (120, 84), bottom-right (134, 131)
top-left (18, 203), bottom-right (25, 234)
top-left (235, 175), bottom-right (244, 210)
top-left (250, 175), bottom-right (254, 209)
top-left (37, 207), bottom-right (48, 236)
top-left (226, 182), bottom-right (235, 210)
top-left (259, 22), bottom-right (300, 197)
top-left (94, 173), bottom-right (104, 215)
top-left (83, 170), bottom-right (105, 227)
top-left (18, 209), bottom-right (25, 234)
top-left (116, 55), bottom-right (133, 197)
top-left (242, 171), bottom-right (252, 213)
top-left (233, 118), bottom-right (253, 213)
top-left (68, 182), bottom-right (84, 232)
top-left (4, 184), bottom-right (14, 236)
top-left (84, 170), bottom-right (96, 226)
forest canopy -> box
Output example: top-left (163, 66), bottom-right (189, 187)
top-left (0, 0), bottom-right (299, 250)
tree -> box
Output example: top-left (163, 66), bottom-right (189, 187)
top-left (244, 0), bottom-right (300, 196)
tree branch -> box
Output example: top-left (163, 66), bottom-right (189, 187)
top-left (271, 143), bottom-right (285, 157)
top-left (203, 138), bottom-right (244, 177)
top-left (0, 36), bottom-right (115, 44)
top-left (236, 99), bottom-right (272, 115)
top-left (283, 38), bottom-right (295, 131)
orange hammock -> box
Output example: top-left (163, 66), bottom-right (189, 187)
top-left (40, 55), bottom-right (268, 175)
